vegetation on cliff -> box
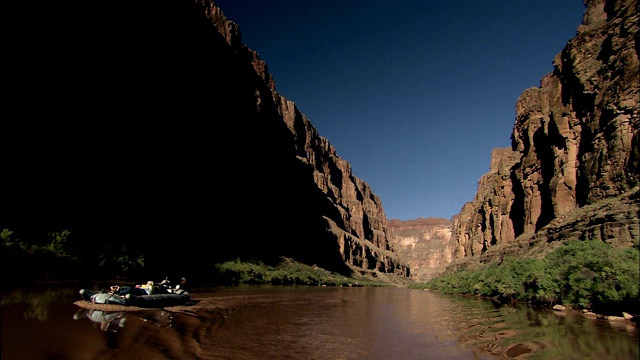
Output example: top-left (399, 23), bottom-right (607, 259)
top-left (410, 239), bottom-right (639, 316)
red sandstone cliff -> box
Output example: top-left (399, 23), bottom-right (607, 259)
top-left (388, 218), bottom-right (454, 282)
top-left (452, 0), bottom-right (639, 261)
top-left (391, 0), bottom-right (638, 279)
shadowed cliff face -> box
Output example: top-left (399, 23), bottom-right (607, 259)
top-left (2, 0), bottom-right (408, 278)
top-left (452, 0), bottom-right (639, 261)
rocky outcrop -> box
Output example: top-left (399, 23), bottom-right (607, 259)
top-left (278, 98), bottom-right (394, 253)
top-left (452, 0), bottom-right (639, 259)
top-left (446, 186), bottom-right (639, 276)
top-left (2, 0), bottom-right (408, 278)
top-left (388, 218), bottom-right (454, 282)
top-left (524, 185), bottom-right (639, 250)
top-left (452, 148), bottom-right (521, 258)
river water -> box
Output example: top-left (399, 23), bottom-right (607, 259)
top-left (1, 283), bottom-right (638, 359)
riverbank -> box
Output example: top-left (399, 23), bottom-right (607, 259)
top-left (420, 287), bottom-right (639, 332)
top-left (413, 239), bottom-right (640, 319)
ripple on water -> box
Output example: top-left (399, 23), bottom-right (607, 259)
top-left (503, 341), bottom-right (547, 358)
top-left (477, 342), bottom-right (504, 356)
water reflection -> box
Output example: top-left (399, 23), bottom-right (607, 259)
top-left (435, 293), bottom-right (639, 359)
top-left (73, 308), bottom-right (127, 332)
top-left (1, 285), bottom-right (638, 360)
top-left (138, 309), bottom-right (174, 328)
top-left (71, 307), bottom-right (174, 333)
top-left (1, 286), bottom-right (76, 321)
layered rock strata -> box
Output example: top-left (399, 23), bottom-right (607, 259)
top-left (388, 218), bottom-right (455, 282)
top-left (452, 0), bottom-right (639, 259)
top-left (202, 1), bottom-right (407, 276)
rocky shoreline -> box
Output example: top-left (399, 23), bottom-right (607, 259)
top-left (552, 304), bottom-right (638, 326)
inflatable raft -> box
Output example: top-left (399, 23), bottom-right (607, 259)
top-left (79, 288), bottom-right (191, 308)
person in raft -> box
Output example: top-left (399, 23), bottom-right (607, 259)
top-left (109, 277), bottom-right (184, 296)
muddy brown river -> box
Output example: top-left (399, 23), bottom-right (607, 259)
top-left (1, 283), bottom-right (638, 359)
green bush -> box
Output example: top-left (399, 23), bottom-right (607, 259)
top-left (420, 240), bottom-right (639, 314)
top-left (212, 257), bottom-right (383, 287)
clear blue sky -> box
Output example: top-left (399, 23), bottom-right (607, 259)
top-left (213, 0), bottom-right (586, 221)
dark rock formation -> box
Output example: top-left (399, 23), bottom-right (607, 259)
top-left (450, 0), bottom-right (639, 262)
top-left (2, 0), bottom-right (408, 278)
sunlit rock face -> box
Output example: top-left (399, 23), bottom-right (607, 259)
top-left (452, 148), bottom-right (521, 258)
top-left (388, 218), bottom-right (454, 282)
top-left (451, 0), bottom-right (639, 258)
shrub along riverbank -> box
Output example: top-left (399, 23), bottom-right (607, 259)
top-left (3, 227), bottom-right (637, 316)
top-left (0, 229), bottom-right (392, 286)
top-left (409, 239), bottom-right (639, 316)
top-left (211, 257), bottom-right (394, 287)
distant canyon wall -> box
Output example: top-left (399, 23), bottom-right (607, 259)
top-left (388, 218), bottom-right (454, 282)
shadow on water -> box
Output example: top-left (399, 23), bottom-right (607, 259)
top-left (1, 284), bottom-right (638, 360)
top-left (1, 286), bottom-right (77, 321)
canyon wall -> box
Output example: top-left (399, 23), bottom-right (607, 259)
top-left (388, 218), bottom-right (454, 282)
top-left (452, 0), bottom-right (639, 260)
top-left (2, 0), bottom-right (408, 278)
top-left (204, 1), bottom-right (407, 276)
